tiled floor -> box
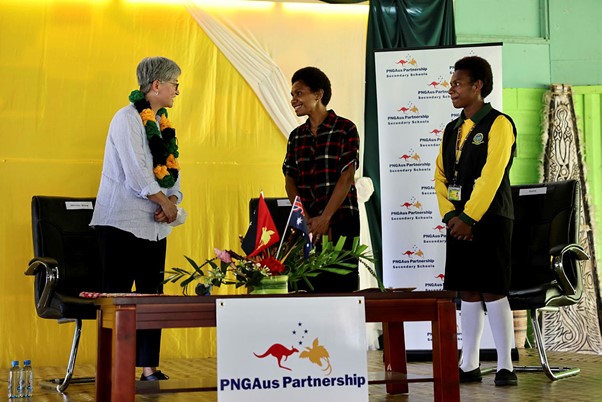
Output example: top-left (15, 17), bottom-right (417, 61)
top-left (7, 348), bottom-right (602, 401)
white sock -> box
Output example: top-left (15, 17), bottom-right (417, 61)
top-left (485, 297), bottom-right (514, 372)
top-left (459, 300), bottom-right (485, 372)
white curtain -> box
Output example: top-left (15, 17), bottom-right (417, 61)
top-left (184, 1), bottom-right (300, 138)
top-left (185, 1), bottom-right (381, 348)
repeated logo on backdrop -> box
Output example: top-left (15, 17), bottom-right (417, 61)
top-left (392, 244), bottom-right (434, 270)
top-left (376, 45), bottom-right (503, 349)
top-left (385, 54), bottom-right (427, 78)
top-left (419, 125), bottom-right (442, 148)
top-left (418, 77), bottom-right (450, 100)
top-left (388, 149), bottom-right (431, 173)
top-left (390, 195), bottom-right (433, 222)
top-left (388, 101), bottom-right (430, 126)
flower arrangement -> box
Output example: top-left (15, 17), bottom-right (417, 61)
top-left (163, 234), bottom-right (382, 295)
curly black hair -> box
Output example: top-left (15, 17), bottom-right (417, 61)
top-left (454, 56), bottom-right (493, 99)
top-left (291, 66), bottom-right (332, 106)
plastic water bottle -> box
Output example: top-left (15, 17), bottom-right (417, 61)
top-left (21, 360), bottom-right (33, 397)
top-left (8, 360), bottom-right (21, 399)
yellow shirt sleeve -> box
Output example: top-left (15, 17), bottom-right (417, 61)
top-left (463, 115), bottom-right (515, 222)
top-left (435, 138), bottom-right (455, 222)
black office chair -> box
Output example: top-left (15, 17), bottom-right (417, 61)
top-left (508, 179), bottom-right (588, 380)
top-left (24, 196), bottom-right (101, 392)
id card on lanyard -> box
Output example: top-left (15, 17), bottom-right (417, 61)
top-left (447, 121), bottom-right (474, 202)
top-left (448, 185), bottom-right (461, 201)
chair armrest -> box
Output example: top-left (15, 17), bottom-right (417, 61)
top-left (549, 244), bottom-right (589, 296)
top-left (25, 257), bottom-right (60, 312)
top-left (25, 257), bottom-right (58, 275)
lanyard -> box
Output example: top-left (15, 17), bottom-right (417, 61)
top-left (453, 121), bottom-right (475, 185)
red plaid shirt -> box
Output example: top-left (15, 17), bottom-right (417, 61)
top-left (282, 110), bottom-right (359, 222)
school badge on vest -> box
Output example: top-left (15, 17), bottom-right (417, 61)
top-left (472, 133), bottom-right (484, 145)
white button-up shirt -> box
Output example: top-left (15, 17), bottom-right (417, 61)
top-left (90, 104), bottom-right (183, 241)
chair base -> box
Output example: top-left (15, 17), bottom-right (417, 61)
top-left (40, 376), bottom-right (95, 391)
top-left (481, 309), bottom-right (580, 381)
top-left (514, 365), bottom-right (580, 379)
top-left (49, 318), bottom-right (96, 392)
top-left (514, 308), bottom-right (580, 380)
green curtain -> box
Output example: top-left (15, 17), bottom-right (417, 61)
top-left (363, 0), bottom-right (456, 278)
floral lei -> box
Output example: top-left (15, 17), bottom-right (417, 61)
top-left (129, 90), bottom-right (180, 188)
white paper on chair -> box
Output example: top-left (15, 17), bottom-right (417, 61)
top-left (65, 201), bottom-right (93, 210)
top-left (519, 187), bottom-right (547, 196)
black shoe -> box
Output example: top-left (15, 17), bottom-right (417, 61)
top-left (459, 367), bottom-right (482, 383)
top-left (494, 369), bottom-right (517, 386)
top-left (140, 370), bottom-right (169, 381)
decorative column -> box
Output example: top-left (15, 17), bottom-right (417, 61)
top-left (541, 84), bottom-right (602, 353)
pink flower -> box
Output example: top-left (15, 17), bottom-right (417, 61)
top-left (214, 248), bottom-right (232, 263)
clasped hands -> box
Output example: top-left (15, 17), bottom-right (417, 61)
top-left (447, 216), bottom-right (473, 241)
top-left (154, 197), bottom-right (178, 224)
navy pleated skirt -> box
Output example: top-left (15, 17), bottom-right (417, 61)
top-left (443, 214), bottom-right (513, 295)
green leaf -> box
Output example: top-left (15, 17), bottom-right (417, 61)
top-left (319, 267), bottom-right (354, 275)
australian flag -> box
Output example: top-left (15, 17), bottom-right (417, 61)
top-left (289, 196), bottom-right (312, 259)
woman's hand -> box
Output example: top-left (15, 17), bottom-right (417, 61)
top-left (154, 201), bottom-right (178, 223)
top-left (307, 215), bottom-right (330, 243)
top-left (447, 216), bottom-right (473, 241)
top-left (149, 193), bottom-right (178, 223)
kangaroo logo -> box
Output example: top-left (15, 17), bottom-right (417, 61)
top-left (254, 343), bottom-right (299, 371)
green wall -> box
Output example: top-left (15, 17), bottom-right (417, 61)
top-left (503, 88), bottom-right (546, 185)
top-left (456, 0), bottom-right (602, 88)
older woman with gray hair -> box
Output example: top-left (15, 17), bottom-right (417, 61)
top-left (90, 56), bottom-right (183, 381)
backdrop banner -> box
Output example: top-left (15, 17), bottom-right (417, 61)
top-left (217, 297), bottom-right (368, 401)
top-left (374, 43), bottom-right (503, 350)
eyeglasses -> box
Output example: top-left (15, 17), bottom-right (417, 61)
top-left (150, 80), bottom-right (179, 91)
top-left (163, 80), bottom-right (179, 91)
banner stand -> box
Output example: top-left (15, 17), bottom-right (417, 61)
top-left (374, 43), bottom-right (511, 356)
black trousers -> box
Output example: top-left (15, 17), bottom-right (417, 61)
top-left (96, 225), bottom-right (166, 367)
top-left (297, 212), bottom-right (361, 293)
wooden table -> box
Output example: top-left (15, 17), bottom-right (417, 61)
top-left (95, 291), bottom-right (459, 402)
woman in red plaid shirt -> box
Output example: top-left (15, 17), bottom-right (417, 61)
top-left (282, 66), bottom-right (360, 293)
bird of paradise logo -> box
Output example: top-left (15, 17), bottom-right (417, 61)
top-left (258, 227), bottom-right (277, 248)
top-left (300, 338), bottom-right (332, 375)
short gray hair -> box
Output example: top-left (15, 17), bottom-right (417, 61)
top-left (136, 57), bottom-right (181, 94)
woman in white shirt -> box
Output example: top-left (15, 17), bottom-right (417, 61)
top-left (90, 56), bottom-right (183, 381)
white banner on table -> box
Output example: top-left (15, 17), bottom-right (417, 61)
top-left (216, 297), bottom-right (368, 402)
top-left (374, 44), bottom-right (504, 350)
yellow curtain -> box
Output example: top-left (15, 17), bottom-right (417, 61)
top-left (0, 0), bottom-right (286, 367)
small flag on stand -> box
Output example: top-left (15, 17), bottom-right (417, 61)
top-left (288, 196), bottom-right (313, 259)
top-left (242, 193), bottom-right (280, 257)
